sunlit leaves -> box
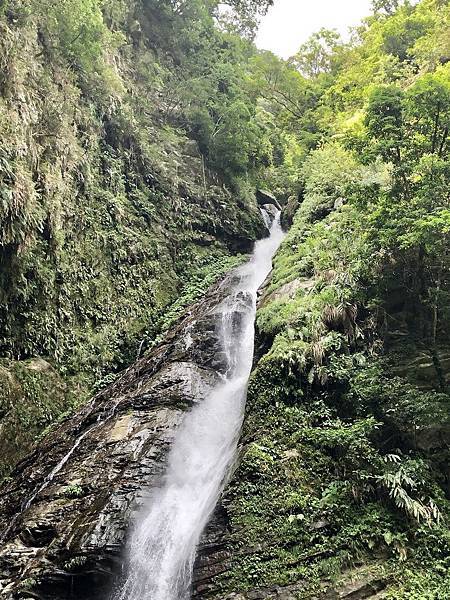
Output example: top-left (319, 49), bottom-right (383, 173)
top-left (290, 28), bottom-right (344, 79)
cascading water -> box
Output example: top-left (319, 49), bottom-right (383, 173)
top-left (114, 212), bottom-right (284, 600)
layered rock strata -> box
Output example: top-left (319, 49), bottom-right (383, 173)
top-left (0, 270), bottom-right (248, 600)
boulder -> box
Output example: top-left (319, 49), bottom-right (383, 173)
top-left (259, 276), bottom-right (315, 308)
top-left (281, 195), bottom-right (299, 229)
top-left (260, 203), bottom-right (279, 228)
top-left (256, 189), bottom-right (282, 211)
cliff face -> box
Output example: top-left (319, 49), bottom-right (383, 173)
top-left (0, 0), bottom-right (266, 476)
top-left (0, 266), bottom-right (252, 599)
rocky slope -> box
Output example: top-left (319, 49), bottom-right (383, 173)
top-left (0, 260), bottom-right (259, 599)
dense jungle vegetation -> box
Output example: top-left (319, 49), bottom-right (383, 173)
top-left (0, 0), bottom-right (449, 597)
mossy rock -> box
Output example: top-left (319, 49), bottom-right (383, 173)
top-left (0, 358), bottom-right (70, 480)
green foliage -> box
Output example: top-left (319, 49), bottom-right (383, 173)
top-left (32, 0), bottom-right (125, 98)
top-left (0, 358), bottom-right (73, 480)
top-left (377, 458), bottom-right (442, 525)
top-left (0, 0), bottom-right (449, 597)
top-left (63, 555), bottom-right (88, 572)
top-left (62, 483), bottom-right (84, 498)
top-left (215, 4), bottom-right (450, 593)
top-left (372, 0), bottom-right (402, 15)
top-left (291, 28), bottom-right (344, 79)
top-left (18, 578), bottom-right (37, 591)
top-left (365, 85), bottom-right (405, 164)
top-left (384, 559), bottom-right (450, 598)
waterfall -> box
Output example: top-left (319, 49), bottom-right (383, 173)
top-left (113, 212), bottom-right (284, 600)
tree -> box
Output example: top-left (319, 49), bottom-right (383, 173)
top-left (365, 85), bottom-right (405, 165)
top-left (249, 52), bottom-right (314, 120)
top-left (372, 0), bottom-right (403, 15)
top-left (33, 0), bottom-right (125, 96)
top-left (405, 70), bottom-right (450, 158)
top-left (290, 28), bottom-right (343, 78)
top-left (216, 0), bottom-right (274, 38)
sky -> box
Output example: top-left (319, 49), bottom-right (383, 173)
top-left (255, 0), bottom-right (373, 59)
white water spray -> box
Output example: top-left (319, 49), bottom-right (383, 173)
top-left (114, 213), bottom-right (284, 600)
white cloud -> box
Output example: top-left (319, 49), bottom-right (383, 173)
top-left (255, 0), bottom-right (373, 58)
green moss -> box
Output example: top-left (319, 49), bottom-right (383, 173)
top-left (0, 358), bottom-right (75, 480)
top-left (62, 483), bottom-right (84, 498)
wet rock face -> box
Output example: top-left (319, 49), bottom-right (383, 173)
top-left (260, 204), bottom-right (279, 228)
top-left (280, 195), bottom-right (299, 230)
top-left (256, 190), bottom-right (282, 212)
top-left (0, 271), bottom-right (249, 600)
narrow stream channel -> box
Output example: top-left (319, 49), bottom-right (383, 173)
top-left (113, 212), bottom-right (284, 600)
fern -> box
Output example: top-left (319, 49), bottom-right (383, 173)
top-left (377, 459), bottom-right (442, 525)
